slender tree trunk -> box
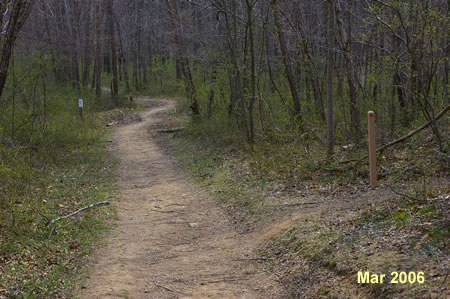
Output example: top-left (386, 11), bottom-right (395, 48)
top-left (222, 0), bottom-right (248, 134)
top-left (82, 0), bottom-right (92, 87)
top-left (148, 46), bottom-right (153, 87)
top-left (336, 0), bottom-right (361, 141)
top-left (0, 1), bottom-right (35, 99)
top-left (71, 53), bottom-right (80, 89)
top-left (94, 0), bottom-right (103, 98)
top-left (165, 0), bottom-right (199, 114)
top-left (132, 40), bottom-right (139, 89)
top-left (66, 0), bottom-right (81, 89)
top-left (133, 0), bottom-right (142, 90)
top-left (271, 0), bottom-right (302, 119)
top-left (41, 1), bottom-right (59, 81)
top-left (142, 59), bottom-right (148, 85)
top-left (444, 52), bottom-right (449, 105)
top-left (115, 13), bottom-right (129, 93)
top-left (326, 0), bottom-right (335, 157)
top-left (107, 0), bottom-right (118, 104)
top-left (175, 58), bottom-right (182, 81)
top-left (246, 0), bottom-right (255, 143)
top-left (207, 71), bottom-right (216, 118)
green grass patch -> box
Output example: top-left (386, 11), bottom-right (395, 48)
top-left (0, 128), bottom-right (117, 298)
top-left (0, 66), bottom-right (122, 296)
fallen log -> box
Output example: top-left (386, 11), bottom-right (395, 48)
top-left (47, 201), bottom-right (110, 226)
top-left (376, 104), bottom-right (449, 153)
top-left (338, 105), bottom-right (449, 164)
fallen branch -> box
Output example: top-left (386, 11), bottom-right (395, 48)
top-left (47, 201), bottom-right (110, 226)
top-left (377, 105), bottom-right (449, 153)
top-left (439, 270), bottom-right (449, 289)
top-left (338, 105), bottom-right (449, 164)
top-left (157, 127), bottom-right (184, 134)
top-left (273, 202), bottom-right (323, 208)
top-left (150, 209), bottom-right (180, 214)
top-left (337, 158), bottom-right (363, 165)
top-left (151, 280), bottom-right (174, 292)
top-left (200, 278), bottom-right (248, 285)
top-left (388, 185), bottom-right (422, 201)
top-left (234, 257), bottom-right (273, 261)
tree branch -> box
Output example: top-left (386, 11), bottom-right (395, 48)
top-left (377, 105), bottom-right (449, 153)
top-left (47, 201), bottom-right (111, 226)
top-left (338, 105), bottom-right (449, 164)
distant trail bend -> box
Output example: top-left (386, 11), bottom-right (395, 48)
top-left (79, 98), bottom-right (284, 298)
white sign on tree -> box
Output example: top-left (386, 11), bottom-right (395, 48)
top-left (78, 98), bottom-right (84, 119)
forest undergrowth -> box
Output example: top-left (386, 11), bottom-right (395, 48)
top-left (0, 81), bottom-right (139, 297)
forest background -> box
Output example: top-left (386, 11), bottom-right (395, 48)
top-left (0, 0), bottom-right (448, 297)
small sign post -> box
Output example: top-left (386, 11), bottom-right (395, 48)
top-left (368, 111), bottom-right (377, 186)
top-left (78, 98), bottom-right (83, 120)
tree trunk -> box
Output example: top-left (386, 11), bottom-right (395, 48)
top-left (65, 0), bottom-right (81, 89)
top-left (115, 12), bottom-right (130, 93)
top-left (336, 0), bottom-right (361, 141)
top-left (326, 0), bottom-right (335, 157)
top-left (207, 72), bottom-right (216, 118)
top-left (94, 0), bottom-right (103, 98)
top-left (246, 0), bottom-right (255, 143)
top-left (82, 0), bottom-right (93, 87)
top-left (71, 52), bottom-right (80, 89)
top-left (142, 59), bottom-right (148, 85)
top-left (107, 0), bottom-right (118, 105)
top-left (133, 0), bottom-right (142, 90)
top-left (165, 0), bottom-right (199, 115)
top-left (132, 40), bottom-right (139, 89)
top-left (271, 0), bottom-right (302, 119)
top-left (0, 1), bottom-right (35, 100)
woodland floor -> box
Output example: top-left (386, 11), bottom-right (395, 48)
top-left (77, 98), bottom-right (286, 298)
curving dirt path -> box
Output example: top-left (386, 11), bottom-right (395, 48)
top-left (79, 98), bottom-right (284, 298)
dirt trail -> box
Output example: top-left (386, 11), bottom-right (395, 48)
top-left (79, 98), bottom-right (284, 298)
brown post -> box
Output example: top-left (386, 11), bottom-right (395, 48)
top-left (368, 111), bottom-right (377, 186)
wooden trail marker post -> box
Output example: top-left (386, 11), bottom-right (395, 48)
top-left (78, 98), bottom-right (83, 120)
top-left (368, 111), bottom-right (377, 186)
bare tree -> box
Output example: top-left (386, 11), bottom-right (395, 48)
top-left (336, 0), bottom-right (361, 141)
top-left (106, 0), bottom-right (118, 104)
top-left (0, 0), bottom-right (36, 99)
top-left (271, 0), bottom-right (301, 119)
top-left (82, 0), bottom-right (93, 87)
top-left (164, 0), bottom-right (199, 114)
top-left (93, 0), bottom-right (104, 98)
top-left (327, 0), bottom-right (335, 156)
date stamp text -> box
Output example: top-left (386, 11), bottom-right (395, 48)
top-left (357, 271), bottom-right (425, 284)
